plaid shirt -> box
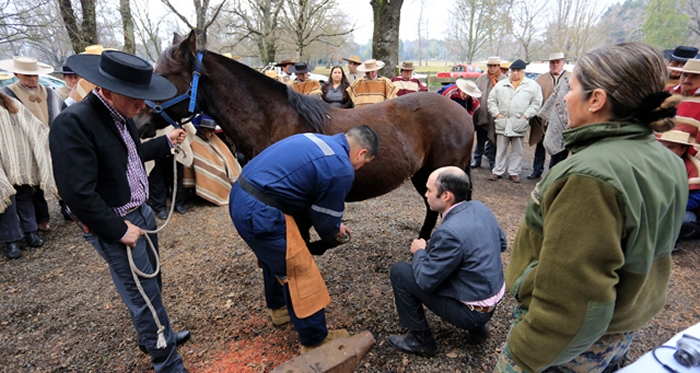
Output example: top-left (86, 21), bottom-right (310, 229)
top-left (93, 89), bottom-right (149, 217)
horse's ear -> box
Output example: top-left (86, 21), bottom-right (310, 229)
top-left (175, 30), bottom-right (198, 60)
top-left (172, 33), bottom-right (183, 45)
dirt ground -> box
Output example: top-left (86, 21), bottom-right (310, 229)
top-left (1, 146), bottom-right (699, 373)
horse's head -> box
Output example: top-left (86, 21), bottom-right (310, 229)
top-left (135, 31), bottom-right (201, 138)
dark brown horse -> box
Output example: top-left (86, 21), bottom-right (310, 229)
top-left (136, 32), bottom-right (474, 240)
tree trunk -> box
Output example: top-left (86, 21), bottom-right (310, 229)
top-left (120, 0), bottom-right (135, 53)
top-left (58, 0), bottom-right (98, 53)
top-left (371, 0), bottom-right (404, 79)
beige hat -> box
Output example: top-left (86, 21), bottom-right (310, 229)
top-left (397, 61), bottom-right (416, 70)
top-left (669, 59), bottom-right (700, 74)
top-left (656, 129), bottom-right (697, 146)
top-left (456, 79), bottom-right (482, 98)
top-left (500, 61), bottom-right (511, 69)
top-left (544, 52), bottom-right (566, 61)
top-left (342, 55), bottom-right (363, 64)
top-left (487, 56), bottom-right (501, 65)
top-left (264, 70), bottom-right (279, 79)
top-left (222, 52), bottom-right (241, 61)
top-left (82, 45), bottom-right (105, 55)
top-left (0, 56), bottom-right (54, 75)
top-left (357, 59), bottom-right (385, 72)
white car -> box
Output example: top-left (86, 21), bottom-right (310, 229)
top-left (0, 71), bottom-right (67, 90)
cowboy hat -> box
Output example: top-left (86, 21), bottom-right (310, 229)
top-left (668, 59), bottom-right (700, 74)
top-left (193, 114), bottom-right (217, 130)
top-left (397, 61), bottom-right (416, 70)
top-left (656, 129), bottom-right (698, 146)
top-left (486, 57), bottom-right (501, 65)
top-left (357, 59), bottom-right (385, 72)
top-left (61, 65), bottom-right (77, 75)
top-left (0, 56), bottom-right (54, 75)
top-left (456, 79), bottom-right (482, 98)
top-left (288, 62), bottom-right (315, 74)
top-left (80, 44), bottom-right (117, 55)
top-left (222, 53), bottom-right (241, 61)
top-left (66, 50), bottom-right (176, 101)
top-left (342, 55), bottom-right (362, 64)
top-left (264, 70), bottom-right (279, 80)
top-left (543, 52), bottom-right (566, 61)
top-left (664, 46), bottom-right (700, 62)
top-left (499, 61), bottom-right (511, 69)
top-left (275, 59), bottom-right (296, 67)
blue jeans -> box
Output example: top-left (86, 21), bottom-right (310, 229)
top-left (85, 204), bottom-right (184, 373)
top-left (229, 183), bottom-right (328, 346)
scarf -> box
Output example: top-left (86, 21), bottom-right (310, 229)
top-left (488, 71), bottom-right (500, 87)
top-left (510, 76), bottom-right (523, 90)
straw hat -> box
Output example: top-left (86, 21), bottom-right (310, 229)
top-left (222, 53), bottom-right (241, 61)
top-left (668, 59), bottom-right (700, 74)
top-left (357, 59), bottom-right (385, 72)
top-left (487, 57), bottom-right (501, 65)
top-left (499, 61), bottom-right (511, 69)
top-left (543, 52), bottom-right (565, 61)
top-left (80, 44), bottom-right (117, 55)
top-left (342, 55), bottom-right (362, 64)
top-left (456, 79), bottom-right (482, 98)
top-left (264, 70), bottom-right (279, 80)
top-left (397, 61), bottom-right (416, 70)
top-left (0, 56), bottom-right (54, 75)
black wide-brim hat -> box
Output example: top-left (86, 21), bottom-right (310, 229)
top-left (288, 62), bottom-right (315, 74)
top-left (66, 50), bottom-right (177, 101)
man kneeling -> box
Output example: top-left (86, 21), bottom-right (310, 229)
top-left (389, 166), bottom-right (506, 357)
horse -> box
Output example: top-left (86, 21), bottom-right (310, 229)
top-left (136, 32), bottom-right (474, 244)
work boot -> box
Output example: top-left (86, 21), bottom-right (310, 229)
top-left (388, 330), bottom-right (437, 357)
top-left (270, 306), bottom-right (291, 326)
top-left (465, 324), bottom-right (490, 344)
top-left (25, 231), bottom-right (44, 247)
top-left (300, 329), bottom-right (350, 354)
top-left (6, 241), bottom-right (21, 259)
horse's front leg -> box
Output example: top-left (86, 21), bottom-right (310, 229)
top-left (294, 214), bottom-right (344, 255)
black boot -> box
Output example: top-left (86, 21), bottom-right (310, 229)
top-left (6, 241), bottom-right (21, 259)
top-left (388, 330), bottom-right (437, 357)
top-left (465, 324), bottom-right (490, 344)
top-left (25, 231), bottom-right (44, 247)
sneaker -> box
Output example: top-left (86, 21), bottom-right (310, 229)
top-left (300, 329), bottom-right (350, 354)
top-left (270, 306), bottom-right (291, 326)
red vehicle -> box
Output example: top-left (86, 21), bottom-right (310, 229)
top-left (436, 64), bottom-right (483, 79)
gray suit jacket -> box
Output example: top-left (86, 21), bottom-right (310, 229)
top-left (412, 200), bottom-right (506, 302)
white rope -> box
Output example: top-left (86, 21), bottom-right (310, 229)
top-left (126, 145), bottom-right (182, 350)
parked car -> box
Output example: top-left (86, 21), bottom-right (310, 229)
top-left (0, 71), bottom-right (67, 90)
top-left (436, 64), bottom-right (484, 79)
top-left (260, 63), bottom-right (327, 83)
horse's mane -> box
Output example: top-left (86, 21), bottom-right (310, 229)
top-left (192, 50), bottom-right (329, 134)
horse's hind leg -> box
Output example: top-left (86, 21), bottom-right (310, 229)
top-left (411, 171), bottom-right (438, 240)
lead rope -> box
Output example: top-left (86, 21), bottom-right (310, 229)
top-left (126, 145), bottom-right (183, 349)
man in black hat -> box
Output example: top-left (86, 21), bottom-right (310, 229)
top-left (288, 62), bottom-right (322, 97)
top-left (665, 46), bottom-right (699, 89)
top-left (49, 50), bottom-right (190, 373)
top-left (57, 65), bottom-right (80, 101)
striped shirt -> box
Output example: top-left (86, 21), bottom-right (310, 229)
top-left (93, 89), bottom-right (149, 217)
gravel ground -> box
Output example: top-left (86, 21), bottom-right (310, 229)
top-left (1, 146), bottom-right (699, 373)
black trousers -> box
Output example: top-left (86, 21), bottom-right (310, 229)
top-left (32, 187), bottom-right (50, 224)
top-left (532, 144), bottom-right (569, 176)
top-left (390, 262), bottom-right (492, 332)
top-left (148, 157), bottom-right (184, 212)
top-left (472, 125), bottom-right (495, 168)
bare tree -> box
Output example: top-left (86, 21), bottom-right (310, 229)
top-left (221, 0), bottom-right (285, 64)
top-left (415, 0), bottom-right (429, 66)
top-left (444, 0), bottom-right (499, 63)
top-left (280, 0), bottom-right (354, 61)
top-left (58, 0), bottom-right (98, 53)
top-left (511, 0), bottom-right (547, 61)
top-left (132, 0), bottom-right (172, 61)
top-left (161, 0), bottom-right (227, 46)
top-left (120, 0), bottom-right (136, 53)
top-left (689, 0), bottom-right (700, 39)
top-left (371, 0), bottom-right (404, 78)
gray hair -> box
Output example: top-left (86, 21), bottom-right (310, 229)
top-left (575, 42), bottom-right (678, 131)
top-left (346, 125), bottom-right (380, 158)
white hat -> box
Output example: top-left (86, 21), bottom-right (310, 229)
top-left (544, 52), bottom-right (566, 61)
top-left (487, 56), bottom-right (501, 65)
top-left (0, 56), bottom-right (54, 75)
top-left (456, 79), bottom-right (482, 98)
top-left (357, 59), bottom-right (385, 72)
top-left (668, 59), bottom-right (700, 74)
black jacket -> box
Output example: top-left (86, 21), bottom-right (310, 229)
top-left (49, 93), bottom-right (171, 242)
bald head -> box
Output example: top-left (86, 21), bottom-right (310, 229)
top-left (429, 166), bottom-right (471, 203)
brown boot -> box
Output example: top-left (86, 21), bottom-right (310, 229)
top-left (270, 306), bottom-right (291, 326)
top-left (300, 329), bottom-right (350, 354)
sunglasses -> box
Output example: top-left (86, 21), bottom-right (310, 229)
top-left (487, 64), bottom-right (499, 67)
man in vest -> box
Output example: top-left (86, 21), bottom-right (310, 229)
top-left (288, 62), bottom-right (322, 98)
top-left (342, 55), bottom-right (363, 84)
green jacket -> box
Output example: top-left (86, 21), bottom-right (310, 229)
top-left (504, 122), bottom-right (687, 372)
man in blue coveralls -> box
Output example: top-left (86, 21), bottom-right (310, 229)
top-left (229, 125), bottom-right (379, 354)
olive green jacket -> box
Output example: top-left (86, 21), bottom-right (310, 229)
top-left (504, 122), bottom-right (687, 372)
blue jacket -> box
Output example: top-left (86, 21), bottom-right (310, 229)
top-left (240, 133), bottom-right (354, 240)
top-left (412, 200), bottom-right (506, 302)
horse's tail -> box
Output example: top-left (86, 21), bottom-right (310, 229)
top-left (465, 159), bottom-right (473, 201)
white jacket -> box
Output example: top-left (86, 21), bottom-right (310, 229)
top-left (487, 78), bottom-right (542, 137)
